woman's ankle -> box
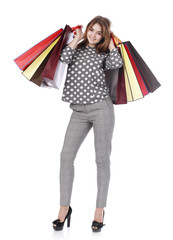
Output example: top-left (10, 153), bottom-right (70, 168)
top-left (94, 208), bottom-right (104, 222)
top-left (95, 207), bottom-right (104, 213)
top-left (58, 206), bottom-right (69, 221)
top-left (60, 206), bottom-right (69, 209)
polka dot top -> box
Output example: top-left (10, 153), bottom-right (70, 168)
top-left (59, 45), bottom-right (123, 104)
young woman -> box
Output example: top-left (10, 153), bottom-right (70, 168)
top-left (52, 16), bottom-right (123, 232)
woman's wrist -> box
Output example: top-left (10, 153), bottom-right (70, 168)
top-left (74, 35), bottom-right (81, 42)
top-left (68, 36), bottom-right (81, 49)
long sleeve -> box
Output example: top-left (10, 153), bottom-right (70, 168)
top-left (103, 47), bottom-right (123, 70)
top-left (59, 46), bottom-right (75, 64)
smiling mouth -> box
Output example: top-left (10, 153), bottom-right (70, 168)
top-left (90, 37), bottom-right (96, 41)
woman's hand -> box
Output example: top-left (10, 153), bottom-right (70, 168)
top-left (108, 38), bottom-right (116, 51)
top-left (68, 25), bottom-right (84, 49)
top-left (74, 25), bottom-right (84, 41)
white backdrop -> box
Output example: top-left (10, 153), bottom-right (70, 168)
top-left (1, 0), bottom-right (173, 239)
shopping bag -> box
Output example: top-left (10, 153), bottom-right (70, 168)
top-left (105, 67), bottom-right (127, 104)
top-left (14, 28), bottom-right (63, 71)
top-left (105, 34), bottom-right (161, 104)
top-left (22, 35), bottom-right (61, 81)
top-left (40, 25), bottom-right (74, 89)
top-left (28, 28), bottom-right (66, 86)
top-left (14, 25), bottom-right (81, 89)
top-left (123, 41), bottom-right (161, 93)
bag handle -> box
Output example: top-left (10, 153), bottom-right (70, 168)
top-left (111, 33), bottom-right (122, 46)
top-left (71, 25), bottom-right (83, 35)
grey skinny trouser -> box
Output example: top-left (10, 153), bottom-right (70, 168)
top-left (59, 95), bottom-right (115, 208)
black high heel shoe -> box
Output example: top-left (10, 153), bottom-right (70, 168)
top-left (91, 210), bottom-right (105, 232)
top-left (52, 206), bottom-right (72, 231)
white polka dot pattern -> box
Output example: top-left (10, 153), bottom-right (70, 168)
top-left (59, 45), bottom-right (123, 104)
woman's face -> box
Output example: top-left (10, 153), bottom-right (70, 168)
top-left (86, 23), bottom-right (103, 47)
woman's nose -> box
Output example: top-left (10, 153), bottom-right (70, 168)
top-left (92, 32), bottom-right (96, 37)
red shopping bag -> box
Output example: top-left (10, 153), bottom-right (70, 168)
top-left (14, 28), bottom-right (63, 71)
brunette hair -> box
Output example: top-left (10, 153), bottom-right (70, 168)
top-left (77, 16), bottom-right (112, 54)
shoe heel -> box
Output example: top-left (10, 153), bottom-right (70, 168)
top-left (67, 214), bottom-right (71, 227)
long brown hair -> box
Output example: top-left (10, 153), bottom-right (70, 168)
top-left (77, 16), bottom-right (112, 54)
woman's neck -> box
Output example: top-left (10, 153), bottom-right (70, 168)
top-left (87, 43), bottom-right (96, 48)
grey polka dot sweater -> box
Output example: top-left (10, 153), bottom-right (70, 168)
top-left (59, 45), bottom-right (123, 104)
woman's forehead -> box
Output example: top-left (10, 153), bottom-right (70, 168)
top-left (90, 23), bottom-right (102, 32)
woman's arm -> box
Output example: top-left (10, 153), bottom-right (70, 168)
top-left (108, 38), bottom-right (116, 51)
top-left (68, 26), bottom-right (84, 49)
top-left (103, 38), bottom-right (123, 70)
top-left (59, 26), bottom-right (84, 64)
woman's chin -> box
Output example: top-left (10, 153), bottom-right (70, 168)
top-left (88, 38), bottom-right (97, 44)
